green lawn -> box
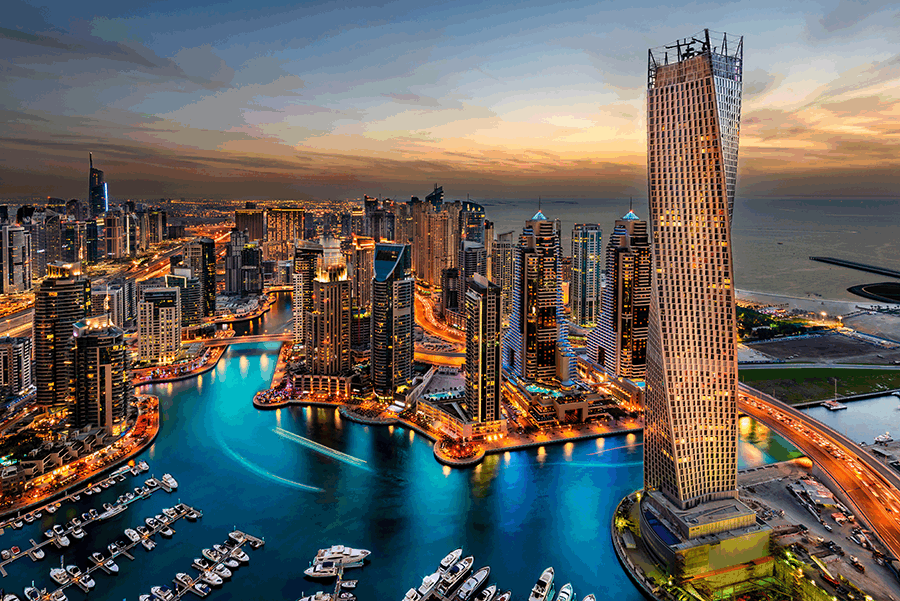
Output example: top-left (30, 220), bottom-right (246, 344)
top-left (738, 367), bottom-right (900, 404)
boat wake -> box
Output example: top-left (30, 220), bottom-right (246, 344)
top-left (218, 437), bottom-right (324, 492)
top-left (586, 442), bottom-right (644, 456)
top-left (272, 427), bottom-right (372, 471)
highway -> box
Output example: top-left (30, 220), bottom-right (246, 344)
top-left (739, 384), bottom-right (900, 560)
top-left (414, 293), bottom-right (465, 346)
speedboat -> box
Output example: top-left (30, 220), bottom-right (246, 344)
top-left (50, 568), bottom-right (70, 585)
top-left (52, 525), bottom-right (65, 536)
top-left (32, 548), bottom-right (44, 560)
top-left (134, 487), bottom-right (144, 496)
top-left (151, 585), bottom-right (174, 600)
top-left (161, 474), bottom-right (178, 490)
top-left (23, 514), bottom-right (34, 524)
top-left (1, 550), bottom-right (9, 560)
top-left (304, 561), bottom-right (340, 578)
top-left (108, 543), bottom-right (120, 554)
top-left (192, 558), bottom-right (210, 571)
top-left (70, 517), bottom-right (81, 527)
top-left (81, 512), bottom-right (91, 522)
top-left (457, 566), bottom-right (490, 600)
top-left (193, 583), bottom-right (212, 596)
top-left (436, 556), bottom-right (474, 597)
top-left (145, 517), bottom-right (160, 529)
top-left (23, 587), bottom-right (39, 601)
top-left (175, 573), bottom-right (193, 588)
top-left (137, 526), bottom-right (150, 537)
top-left (314, 544), bottom-right (370, 566)
top-left (231, 548), bottom-right (250, 563)
top-left (49, 592), bottom-right (67, 601)
top-left (46, 504), bottom-right (57, 514)
top-left (125, 529), bottom-right (141, 542)
top-left (162, 507), bottom-right (178, 520)
top-left (91, 486), bottom-right (101, 494)
top-left (65, 565), bottom-right (83, 580)
top-left (528, 567), bottom-right (555, 601)
top-left (91, 552), bottom-right (104, 564)
top-left (138, 461), bottom-right (150, 472)
top-left (876, 432), bottom-right (894, 444)
top-left (103, 503), bottom-right (113, 512)
top-left (125, 493), bottom-right (135, 501)
top-left (556, 583), bottom-right (574, 601)
top-left (201, 548), bottom-right (221, 563)
top-left (116, 474), bottom-right (126, 483)
top-left (56, 535), bottom-right (70, 547)
top-left (142, 539), bottom-right (156, 551)
top-left (228, 531), bottom-right (245, 544)
top-left (297, 593), bottom-right (332, 601)
top-left (200, 572), bottom-right (223, 587)
top-left (145, 478), bottom-right (158, 489)
top-left (159, 526), bottom-right (174, 538)
top-left (84, 488), bottom-right (93, 496)
top-left (213, 564), bottom-right (232, 579)
top-left (439, 548), bottom-right (463, 572)
top-left (71, 527), bottom-right (86, 540)
top-left (105, 559), bottom-right (119, 573)
top-left (89, 508), bottom-right (99, 519)
top-left (475, 585), bottom-right (497, 601)
top-left (82, 575), bottom-right (95, 589)
top-left (494, 592), bottom-right (512, 601)
top-left (12, 520), bottom-right (22, 529)
top-left (71, 494), bottom-right (80, 501)
top-left (341, 580), bottom-right (357, 590)
top-left (139, 595), bottom-right (151, 601)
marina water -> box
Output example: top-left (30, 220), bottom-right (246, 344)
top-left (1, 295), bottom-right (799, 600)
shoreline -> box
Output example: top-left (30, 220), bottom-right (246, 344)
top-left (132, 344), bottom-right (227, 386)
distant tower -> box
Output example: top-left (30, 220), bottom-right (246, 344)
top-left (235, 206), bottom-right (265, 242)
top-left (644, 30), bottom-right (744, 510)
top-left (502, 211), bottom-right (574, 384)
top-left (370, 244), bottom-right (414, 399)
top-left (570, 224), bottom-right (602, 327)
top-left (138, 287), bottom-right (182, 364)
top-left (465, 274), bottom-right (502, 423)
top-left (292, 241), bottom-right (324, 344)
top-left (225, 229), bottom-right (249, 295)
top-left (266, 207), bottom-right (305, 261)
top-left (33, 262), bottom-right (91, 410)
top-left (0, 224), bottom-right (32, 294)
top-left (88, 153), bottom-right (108, 218)
top-left (72, 315), bottom-right (130, 435)
top-left (165, 269), bottom-right (202, 327)
top-left (183, 238), bottom-right (216, 317)
top-left (593, 210), bottom-right (651, 379)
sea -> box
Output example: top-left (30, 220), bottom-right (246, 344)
top-left (480, 197), bottom-right (900, 302)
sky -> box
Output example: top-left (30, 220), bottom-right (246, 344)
top-left (2, 0), bottom-right (899, 201)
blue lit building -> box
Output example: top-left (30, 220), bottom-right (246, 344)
top-left (371, 243), bottom-right (414, 400)
top-left (89, 153), bottom-right (108, 218)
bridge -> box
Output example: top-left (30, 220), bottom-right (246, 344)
top-left (810, 256), bottom-right (900, 279)
top-left (204, 333), bottom-right (293, 346)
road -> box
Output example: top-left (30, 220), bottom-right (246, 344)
top-left (739, 384), bottom-right (900, 560)
top-left (414, 293), bottom-right (465, 345)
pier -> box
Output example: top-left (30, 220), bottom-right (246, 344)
top-left (168, 530), bottom-right (264, 600)
top-left (810, 256), bottom-right (900, 279)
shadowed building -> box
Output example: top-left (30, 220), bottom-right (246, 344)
top-left (72, 315), bottom-right (130, 435)
top-left (88, 153), bottom-right (108, 218)
top-left (371, 244), bottom-right (414, 400)
top-left (570, 224), bottom-right (602, 328)
top-left (465, 274), bottom-right (502, 423)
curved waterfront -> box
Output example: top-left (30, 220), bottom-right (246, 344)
top-left (0, 296), bottom-right (799, 600)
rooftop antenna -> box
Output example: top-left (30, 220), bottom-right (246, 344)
top-left (89, 152), bottom-right (93, 169)
top-left (539, 196), bottom-right (542, 213)
top-left (630, 196), bottom-right (633, 212)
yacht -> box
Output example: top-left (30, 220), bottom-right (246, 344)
top-left (71, 527), bottom-right (86, 540)
top-left (89, 508), bottom-right (99, 519)
top-left (125, 493), bottom-right (135, 501)
top-left (81, 512), bottom-right (91, 522)
top-left (139, 596), bottom-right (151, 601)
top-left (0, 550), bottom-right (8, 560)
top-left (159, 526), bottom-right (175, 539)
top-left (193, 583), bottom-right (212, 596)
top-left (142, 539), bottom-right (156, 551)
top-left (296, 594), bottom-right (332, 601)
top-left (457, 566), bottom-right (490, 600)
top-left (46, 504), bottom-right (57, 514)
top-left (91, 486), bottom-right (101, 494)
top-left (145, 478), bottom-right (159, 489)
top-left (474, 585), bottom-right (497, 601)
top-left (192, 558), bottom-right (210, 571)
top-left (65, 565), bottom-right (83, 580)
top-left (822, 399), bottom-right (847, 411)
top-left (32, 548), bottom-right (44, 560)
top-left (108, 543), bottom-right (121, 554)
top-left (71, 494), bottom-right (80, 501)
top-left (84, 488), bottom-right (93, 497)
top-left (55, 535), bottom-right (70, 548)
top-left (163, 507), bottom-right (178, 520)
top-left (49, 592), bottom-right (67, 601)
top-left (556, 583), bottom-right (574, 601)
top-left (341, 580), bottom-right (357, 590)
top-left (145, 517), bottom-right (160, 529)
top-left (23, 587), bottom-right (39, 601)
top-left (151, 585), bottom-right (175, 600)
top-left (494, 591), bottom-right (512, 601)
top-left (304, 561), bottom-right (340, 578)
top-left (81, 575), bottom-right (96, 589)
top-left (3, 595), bottom-right (21, 601)
top-left (125, 529), bottom-right (141, 543)
top-left (436, 556), bottom-right (474, 597)
top-left (50, 568), bottom-right (70, 585)
top-left (52, 525), bottom-right (65, 537)
top-left (876, 432), bottom-right (894, 444)
top-left (414, 571), bottom-right (441, 598)
top-left (137, 525), bottom-right (150, 537)
top-left (228, 531), bottom-right (246, 544)
top-left (213, 564), bottom-right (232, 579)
top-left (12, 520), bottom-right (22, 529)
top-left (161, 474), bottom-right (178, 490)
top-left (138, 461), bottom-right (150, 472)
top-left (314, 545), bottom-right (371, 566)
top-left (528, 567), bottom-right (555, 601)
top-left (439, 548), bottom-right (463, 572)
top-left (201, 548), bottom-right (221, 563)
top-left (175, 573), bottom-right (193, 589)
top-left (23, 514), bottom-right (34, 524)
top-left (105, 559), bottom-right (119, 573)
top-left (200, 572), bottom-right (223, 587)
top-left (91, 552), bottom-right (104, 564)
top-left (231, 548), bottom-right (250, 563)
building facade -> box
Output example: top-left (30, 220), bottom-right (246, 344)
top-left (465, 274), bottom-right (502, 423)
top-left (0, 337), bottom-right (32, 399)
top-left (570, 224), bottom-right (602, 327)
top-left (266, 207), bottom-right (305, 261)
top-left (88, 153), bottom-right (108, 218)
top-left (292, 241), bottom-right (324, 344)
top-left (0, 224), bottom-right (32, 295)
top-left (183, 238), bottom-right (216, 317)
top-left (71, 315), bottom-right (130, 435)
top-left (457, 241), bottom-right (486, 305)
top-left (306, 266), bottom-right (352, 376)
top-left (371, 244), bottom-right (414, 399)
top-left (138, 287), bottom-right (182, 364)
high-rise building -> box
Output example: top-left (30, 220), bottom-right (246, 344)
top-left (465, 274), bottom-right (502, 423)
top-left (594, 210), bottom-right (651, 380)
top-left (371, 244), bottom-right (414, 399)
top-left (457, 241), bottom-right (486, 305)
top-left (148, 209), bottom-right (167, 244)
top-left (306, 266), bottom-right (351, 376)
top-left (502, 211), bottom-right (574, 384)
top-left (425, 184), bottom-right (443, 209)
top-left (491, 231), bottom-right (516, 323)
top-left (235, 206), bottom-right (265, 242)
top-left (347, 235), bottom-right (375, 313)
top-left (440, 268), bottom-right (459, 315)
top-left (0, 337), bottom-right (32, 399)
top-left (240, 244), bottom-right (263, 295)
top-left (138, 287), bottom-right (182, 364)
top-left (483, 220), bottom-right (494, 275)
top-left (292, 241), bottom-right (324, 344)
top-left (71, 315), bottom-right (130, 434)
top-left (225, 229), bottom-right (249, 295)
top-left (104, 211), bottom-right (126, 259)
top-left (88, 153), bottom-right (108, 218)
top-left (91, 284), bottom-right (127, 328)
top-left (84, 218), bottom-right (102, 264)
top-left (184, 238), bottom-right (216, 316)
top-left (460, 201), bottom-right (486, 244)
top-left (0, 224), bottom-right (32, 294)
top-left (570, 224), bottom-right (602, 327)
top-left (266, 207), bottom-right (305, 261)
top-left (644, 30), bottom-right (743, 511)
top-left (165, 270), bottom-right (202, 327)
top-left (33, 262), bottom-right (90, 409)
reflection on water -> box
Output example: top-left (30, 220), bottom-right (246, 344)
top-left (738, 416), bottom-right (803, 469)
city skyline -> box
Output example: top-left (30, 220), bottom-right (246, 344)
top-left (3, 0), bottom-right (899, 200)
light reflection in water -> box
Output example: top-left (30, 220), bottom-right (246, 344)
top-left (240, 355), bottom-right (249, 378)
top-left (537, 446), bottom-right (546, 463)
top-left (626, 433), bottom-right (636, 447)
top-left (275, 408), bottom-right (281, 428)
top-left (260, 354), bottom-right (269, 371)
top-left (409, 430), bottom-right (415, 442)
top-left (595, 438), bottom-right (605, 450)
top-left (504, 451), bottom-right (510, 463)
top-left (442, 466), bottom-right (451, 477)
top-left (564, 442), bottom-right (574, 460)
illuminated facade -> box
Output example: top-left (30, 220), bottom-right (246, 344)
top-left (138, 287), bottom-right (182, 364)
top-left (306, 266), bottom-right (351, 376)
top-left (183, 238), bottom-right (216, 317)
top-left (266, 207), bottom-right (305, 261)
top-left (88, 153), bottom-right (108, 218)
top-left (72, 315), bottom-right (130, 435)
top-left (570, 224), bottom-right (602, 327)
top-left (596, 211), bottom-right (651, 380)
top-left (0, 337), bottom-right (32, 399)
top-left (292, 241), bottom-right (324, 344)
top-left (465, 274), bottom-right (502, 423)
top-left (644, 30), bottom-right (743, 510)
top-left (371, 244), bottom-right (414, 399)
top-left (491, 231), bottom-right (515, 323)
top-left (0, 224), bottom-right (32, 295)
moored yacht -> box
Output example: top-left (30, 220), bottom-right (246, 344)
top-left (142, 539), bottom-right (156, 551)
top-left (582, 595), bottom-right (596, 601)
top-left (436, 556), bottom-right (474, 597)
top-left (457, 566), bottom-right (490, 600)
top-left (556, 583), bottom-right (574, 601)
top-left (528, 567), bottom-right (555, 601)
top-left (314, 545), bottom-right (370, 566)
top-left (439, 548), bottom-right (463, 572)
top-left (304, 561), bottom-right (340, 578)
top-left (493, 591), bottom-right (512, 601)
top-left (151, 585), bottom-right (174, 600)
top-left (50, 568), bottom-right (70, 585)
top-left (161, 473), bottom-right (178, 490)
top-left (125, 529), bottom-right (141, 543)
top-left (105, 559), bottom-right (119, 573)
top-left (474, 585), bottom-right (497, 601)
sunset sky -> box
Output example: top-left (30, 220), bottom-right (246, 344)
top-left (2, 0), bottom-right (899, 201)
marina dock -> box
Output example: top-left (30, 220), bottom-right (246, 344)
top-left (167, 530), bottom-right (263, 600)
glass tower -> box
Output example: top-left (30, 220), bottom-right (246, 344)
top-left (570, 223), bottom-right (602, 328)
top-left (88, 153), bottom-right (108, 218)
top-left (371, 244), bottom-right (414, 399)
top-left (644, 30), bottom-right (743, 510)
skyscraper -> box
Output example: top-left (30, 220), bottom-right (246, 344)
top-left (235, 206), bottom-right (265, 242)
top-left (88, 153), bottom-right (108, 218)
top-left (457, 241), bottom-right (486, 304)
top-left (371, 244), bottom-right (414, 399)
top-left (166, 270), bottom-right (202, 327)
top-left (491, 231), bottom-right (516, 323)
top-left (0, 337), bottom-right (32, 399)
top-left (266, 207), bottom-right (305, 261)
top-left (594, 210), bottom-right (651, 380)
top-left (465, 274), bottom-right (502, 423)
top-left (644, 30), bottom-right (743, 510)
top-left (306, 266), bottom-right (351, 376)
top-left (570, 224), bottom-right (602, 327)
top-left (502, 211), bottom-right (574, 384)
top-left (225, 229), bottom-right (249, 295)
top-left (184, 238), bottom-right (216, 317)
top-left (0, 224), bottom-right (32, 294)
top-left (138, 287), bottom-right (182, 364)
top-left (34, 262), bottom-right (91, 410)
top-left (292, 241), bottom-right (324, 344)
top-left (71, 315), bottom-right (130, 434)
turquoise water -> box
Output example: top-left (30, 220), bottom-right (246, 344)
top-left (0, 296), bottom-right (798, 600)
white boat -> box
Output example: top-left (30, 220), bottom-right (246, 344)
top-left (50, 568), bottom-right (70, 585)
top-left (457, 566), bottom-right (490, 600)
top-left (200, 572), bottom-right (223, 587)
top-left (876, 432), bottom-right (894, 444)
top-left (23, 588), bottom-right (39, 601)
top-left (213, 564), bottom-right (232, 579)
top-left (0, 550), bottom-right (8, 560)
top-left (52, 525), bottom-right (65, 537)
top-left (105, 559), bottom-right (119, 573)
top-left (161, 474), bottom-right (178, 490)
top-left (528, 567), bottom-right (555, 601)
top-left (193, 583), bottom-right (212, 596)
top-left (92, 552), bottom-right (105, 564)
top-left (556, 583), bottom-right (574, 601)
top-left (3, 595), bottom-right (22, 601)
top-left (175, 573), bottom-right (193, 588)
top-left (231, 548), bottom-right (250, 563)
top-left (341, 580), bottom-right (357, 590)
top-left (304, 561), bottom-right (340, 578)
top-left (201, 548), bottom-right (221, 563)
top-left (140, 595), bottom-right (151, 601)
top-left (71, 527), bottom-right (85, 539)
top-left (314, 545), bottom-right (370, 566)
top-left (49, 592), bottom-right (67, 601)
top-left (415, 571), bottom-right (441, 597)
top-left (474, 585), bottom-right (497, 601)
top-left (142, 539), bottom-right (156, 551)
top-left (297, 593), bottom-right (332, 601)
top-left (32, 548), bottom-right (44, 560)
top-left (822, 399), bottom-right (847, 411)
top-left (162, 507), bottom-right (178, 520)
top-left (125, 529), bottom-right (141, 543)
top-left (145, 478), bottom-right (159, 488)
top-left (439, 548), bottom-right (463, 571)
top-left (437, 556), bottom-right (474, 597)
top-left (82, 575), bottom-right (96, 589)
top-left (228, 531), bottom-right (245, 543)
top-left (159, 526), bottom-right (175, 538)
top-left (151, 585), bottom-right (174, 600)
top-left (138, 461), bottom-right (150, 472)
top-left (146, 517), bottom-right (160, 528)
top-left (494, 591), bottom-right (512, 601)
top-left (56, 535), bottom-right (70, 548)
top-left (65, 565), bottom-right (82, 580)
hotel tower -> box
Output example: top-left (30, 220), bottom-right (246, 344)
top-left (644, 30), bottom-right (743, 511)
